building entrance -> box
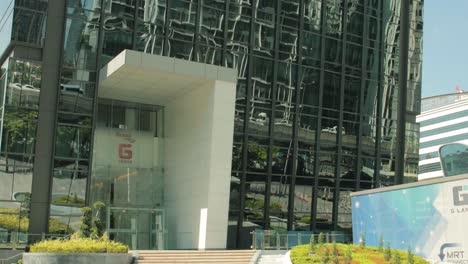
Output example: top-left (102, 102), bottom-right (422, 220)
top-left (106, 207), bottom-right (165, 250)
top-left (91, 98), bottom-right (165, 249)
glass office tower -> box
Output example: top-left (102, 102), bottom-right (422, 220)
top-left (0, 0), bottom-right (422, 249)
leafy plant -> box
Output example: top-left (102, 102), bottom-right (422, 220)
top-left (318, 232), bottom-right (325, 245)
top-left (289, 244), bottom-right (429, 264)
top-left (392, 250), bottom-right (401, 264)
top-left (378, 233), bottom-right (384, 252)
top-left (331, 243), bottom-right (339, 264)
top-left (384, 241), bottom-right (392, 261)
top-left (52, 195), bottom-right (85, 206)
top-left (321, 247), bottom-right (330, 264)
top-left (344, 245), bottom-right (352, 264)
top-left (407, 245), bottom-right (415, 264)
top-left (0, 208), bottom-right (72, 234)
top-left (91, 202), bottom-right (106, 238)
top-left (359, 231), bottom-right (366, 248)
top-left (30, 235), bottom-right (128, 253)
top-left (309, 234), bottom-right (316, 253)
top-left (79, 207), bottom-right (92, 237)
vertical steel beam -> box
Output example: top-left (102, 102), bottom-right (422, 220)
top-left (356, 1), bottom-right (370, 190)
top-left (287, 0), bottom-right (305, 231)
top-left (311, 0), bottom-right (328, 233)
top-left (332, 0), bottom-right (348, 231)
top-left (395, 0), bottom-right (410, 184)
top-left (235, 0), bottom-right (257, 248)
top-left (375, 0), bottom-right (385, 188)
top-left (29, 0), bottom-right (67, 241)
top-left (86, 0), bottom-right (106, 205)
top-left (264, 0), bottom-right (281, 229)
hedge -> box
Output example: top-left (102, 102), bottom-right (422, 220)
top-left (0, 209), bottom-right (73, 234)
top-left (30, 235), bottom-right (128, 253)
top-left (290, 244), bottom-right (429, 264)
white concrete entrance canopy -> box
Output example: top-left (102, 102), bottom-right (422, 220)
top-left (99, 49), bottom-right (237, 105)
top-left (99, 50), bottom-right (238, 250)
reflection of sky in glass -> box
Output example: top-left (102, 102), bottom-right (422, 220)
top-left (352, 184), bottom-right (445, 258)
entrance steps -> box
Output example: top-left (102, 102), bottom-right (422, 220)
top-left (256, 250), bottom-right (289, 264)
top-left (133, 250), bottom-right (256, 264)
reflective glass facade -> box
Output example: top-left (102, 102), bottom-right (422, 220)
top-left (0, 0), bottom-right (422, 248)
top-left (0, 56), bottom-right (40, 234)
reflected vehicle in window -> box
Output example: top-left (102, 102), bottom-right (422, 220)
top-left (321, 126), bottom-right (346, 135)
top-left (249, 112), bottom-right (268, 126)
top-left (10, 83), bottom-right (39, 91)
top-left (60, 84), bottom-right (84, 95)
top-left (10, 83), bottom-right (22, 89)
top-left (439, 143), bottom-right (468, 177)
top-left (23, 85), bottom-right (36, 90)
top-left (12, 192), bottom-right (30, 202)
top-left (7, 82), bottom-right (40, 107)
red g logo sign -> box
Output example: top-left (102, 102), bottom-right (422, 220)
top-left (119, 144), bottom-right (133, 159)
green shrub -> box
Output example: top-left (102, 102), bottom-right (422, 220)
top-left (52, 195), bottom-right (85, 206)
top-left (30, 235), bottom-right (128, 253)
top-left (0, 209), bottom-right (73, 234)
top-left (331, 243), bottom-right (339, 264)
top-left (80, 207), bottom-right (92, 237)
top-left (321, 248), bottom-right (330, 264)
top-left (289, 244), bottom-right (429, 264)
top-left (344, 245), bottom-right (352, 264)
top-left (91, 202), bottom-right (106, 238)
top-left (392, 250), bottom-right (401, 264)
top-left (309, 235), bottom-right (316, 253)
top-left (318, 232), bottom-right (325, 245)
top-left (384, 241), bottom-right (392, 261)
top-left (359, 231), bottom-right (366, 248)
top-left (407, 245), bottom-right (415, 264)
top-left (378, 234), bottom-right (384, 252)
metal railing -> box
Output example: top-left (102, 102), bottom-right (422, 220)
top-left (0, 231), bottom-right (71, 249)
top-left (250, 230), bottom-right (353, 250)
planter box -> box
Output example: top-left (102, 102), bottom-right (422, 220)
top-left (23, 253), bottom-right (132, 264)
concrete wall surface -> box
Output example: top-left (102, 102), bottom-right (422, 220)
top-left (23, 253), bottom-right (131, 264)
top-left (164, 80), bottom-right (236, 249)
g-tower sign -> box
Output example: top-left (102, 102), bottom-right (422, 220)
top-left (351, 176), bottom-right (468, 263)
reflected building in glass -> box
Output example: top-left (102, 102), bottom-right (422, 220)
top-left (0, 0), bottom-right (422, 249)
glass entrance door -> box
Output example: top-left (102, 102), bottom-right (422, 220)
top-left (106, 207), bottom-right (165, 250)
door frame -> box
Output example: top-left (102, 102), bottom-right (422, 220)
top-left (106, 207), bottom-right (166, 250)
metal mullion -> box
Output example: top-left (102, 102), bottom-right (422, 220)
top-left (193, 0), bottom-right (203, 61)
top-left (29, 0), bottom-right (67, 240)
top-left (287, 0), bottom-right (305, 231)
top-left (263, 0), bottom-right (281, 229)
top-left (235, 0), bottom-right (257, 248)
top-left (131, 0), bottom-right (140, 50)
top-left (395, 0), bottom-right (410, 184)
top-left (375, 0), bottom-right (385, 188)
top-left (356, 2), bottom-right (369, 191)
top-left (57, 111), bottom-right (93, 118)
top-left (86, 0), bottom-right (106, 206)
top-left (56, 123), bottom-right (92, 129)
top-left (311, 0), bottom-right (328, 233)
top-left (162, 0), bottom-right (171, 55)
top-left (332, 0), bottom-right (348, 231)
top-left (221, 0), bottom-right (230, 65)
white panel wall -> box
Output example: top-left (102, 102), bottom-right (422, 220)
top-left (164, 80), bottom-right (236, 249)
